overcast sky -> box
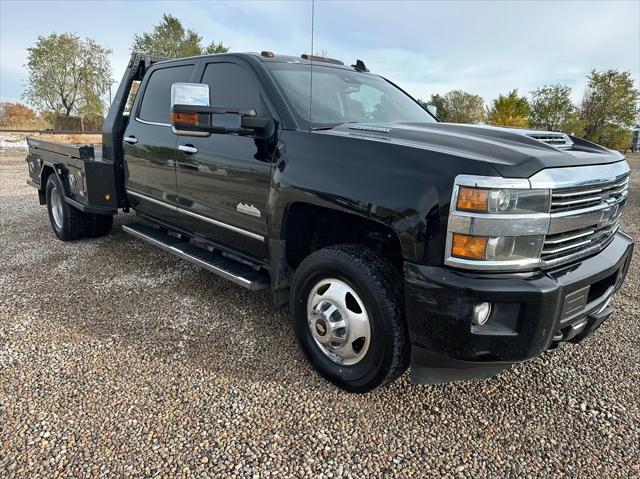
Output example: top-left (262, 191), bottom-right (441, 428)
top-left (1, 0), bottom-right (639, 107)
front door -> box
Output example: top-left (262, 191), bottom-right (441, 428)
top-left (123, 63), bottom-right (195, 225)
top-left (174, 61), bottom-right (275, 259)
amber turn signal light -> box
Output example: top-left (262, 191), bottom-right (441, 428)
top-left (456, 186), bottom-right (489, 212)
top-left (171, 111), bottom-right (198, 125)
top-left (452, 233), bottom-right (488, 260)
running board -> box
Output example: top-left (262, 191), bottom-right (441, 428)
top-left (122, 223), bottom-right (269, 291)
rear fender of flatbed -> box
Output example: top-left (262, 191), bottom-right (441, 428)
top-left (26, 137), bottom-right (118, 215)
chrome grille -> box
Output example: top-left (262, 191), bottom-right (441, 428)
top-left (550, 173), bottom-right (630, 213)
top-left (541, 219), bottom-right (620, 264)
top-left (541, 170), bottom-right (629, 267)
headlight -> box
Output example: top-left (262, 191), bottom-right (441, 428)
top-left (456, 187), bottom-right (550, 214)
top-left (451, 233), bottom-right (545, 261)
top-left (446, 175), bottom-right (552, 271)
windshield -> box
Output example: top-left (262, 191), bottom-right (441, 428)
top-left (266, 63), bottom-right (437, 129)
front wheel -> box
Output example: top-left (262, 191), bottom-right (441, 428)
top-left (289, 245), bottom-right (409, 393)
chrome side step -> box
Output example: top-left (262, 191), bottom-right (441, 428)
top-left (122, 223), bottom-right (269, 291)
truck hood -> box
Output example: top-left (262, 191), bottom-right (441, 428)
top-left (321, 122), bottom-right (625, 178)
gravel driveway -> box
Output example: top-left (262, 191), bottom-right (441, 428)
top-left (1, 150), bottom-right (639, 478)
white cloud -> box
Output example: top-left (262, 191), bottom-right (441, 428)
top-left (1, 0), bottom-right (638, 109)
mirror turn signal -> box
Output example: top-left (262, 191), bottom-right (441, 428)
top-left (171, 111), bottom-right (199, 126)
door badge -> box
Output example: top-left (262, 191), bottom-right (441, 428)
top-left (237, 203), bottom-right (262, 218)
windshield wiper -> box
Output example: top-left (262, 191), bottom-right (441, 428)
top-left (311, 121), bottom-right (358, 131)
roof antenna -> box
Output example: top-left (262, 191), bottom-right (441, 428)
top-left (352, 59), bottom-right (369, 72)
top-left (308, 0), bottom-right (315, 132)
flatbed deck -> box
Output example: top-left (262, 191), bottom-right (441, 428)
top-left (26, 137), bottom-right (101, 160)
top-left (26, 137), bottom-right (117, 214)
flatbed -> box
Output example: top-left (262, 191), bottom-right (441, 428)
top-left (26, 136), bottom-right (116, 215)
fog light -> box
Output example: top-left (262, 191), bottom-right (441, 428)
top-left (472, 302), bottom-right (492, 325)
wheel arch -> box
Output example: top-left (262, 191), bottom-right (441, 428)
top-left (39, 162), bottom-right (71, 204)
top-left (38, 164), bottom-right (57, 205)
top-left (279, 201), bottom-right (406, 271)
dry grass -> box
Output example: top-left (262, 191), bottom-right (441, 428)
top-left (0, 132), bottom-right (102, 145)
top-left (27, 133), bottom-right (102, 145)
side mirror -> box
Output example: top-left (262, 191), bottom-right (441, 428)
top-left (171, 83), bottom-right (211, 136)
top-left (170, 82), bottom-right (274, 138)
top-left (426, 104), bottom-right (438, 117)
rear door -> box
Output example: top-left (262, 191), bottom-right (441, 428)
top-left (123, 62), bottom-right (195, 224)
top-left (174, 60), bottom-right (275, 259)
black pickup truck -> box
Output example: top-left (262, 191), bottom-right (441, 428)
top-left (26, 52), bottom-right (633, 392)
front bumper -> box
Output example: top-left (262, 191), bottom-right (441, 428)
top-left (404, 231), bottom-right (634, 384)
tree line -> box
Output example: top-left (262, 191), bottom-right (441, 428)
top-left (420, 71), bottom-right (640, 150)
top-left (0, 14), bottom-right (228, 132)
top-left (1, 13), bottom-right (638, 150)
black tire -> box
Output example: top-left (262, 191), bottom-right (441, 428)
top-left (45, 174), bottom-right (89, 241)
top-left (289, 244), bottom-right (409, 393)
top-left (86, 213), bottom-right (113, 238)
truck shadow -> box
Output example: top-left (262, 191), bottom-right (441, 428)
top-left (29, 213), bottom-right (337, 391)
top-left (11, 210), bottom-right (626, 408)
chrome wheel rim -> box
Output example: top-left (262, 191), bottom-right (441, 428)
top-left (50, 185), bottom-right (63, 229)
top-left (306, 278), bottom-right (371, 365)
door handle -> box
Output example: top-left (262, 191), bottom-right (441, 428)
top-left (178, 144), bottom-right (198, 154)
top-left (124, 136), bottom-right (138, 145)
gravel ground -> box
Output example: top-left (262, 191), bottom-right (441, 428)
top-left (1, 150), bottom-right (639, 478)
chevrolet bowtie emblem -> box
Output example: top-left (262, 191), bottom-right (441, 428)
top-left (598, 204), bottom-right (619, 228)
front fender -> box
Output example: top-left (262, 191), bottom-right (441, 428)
top-left (267, 130), bottom-right (487, 264)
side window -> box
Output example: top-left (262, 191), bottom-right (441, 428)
top-left (138, 65), bottom-right (194, 123)
top-left (202, 63), bottom-right (261, 111)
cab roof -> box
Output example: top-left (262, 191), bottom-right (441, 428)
top-left (156, 52), bottom-right (369, 73)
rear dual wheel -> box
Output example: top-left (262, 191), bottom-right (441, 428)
top-left (86, 214), bottom-right (113, 238)
top-left (46, 175), bottom-right (113, 241)
top-left (290, 244), bottom-right (410, 393)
